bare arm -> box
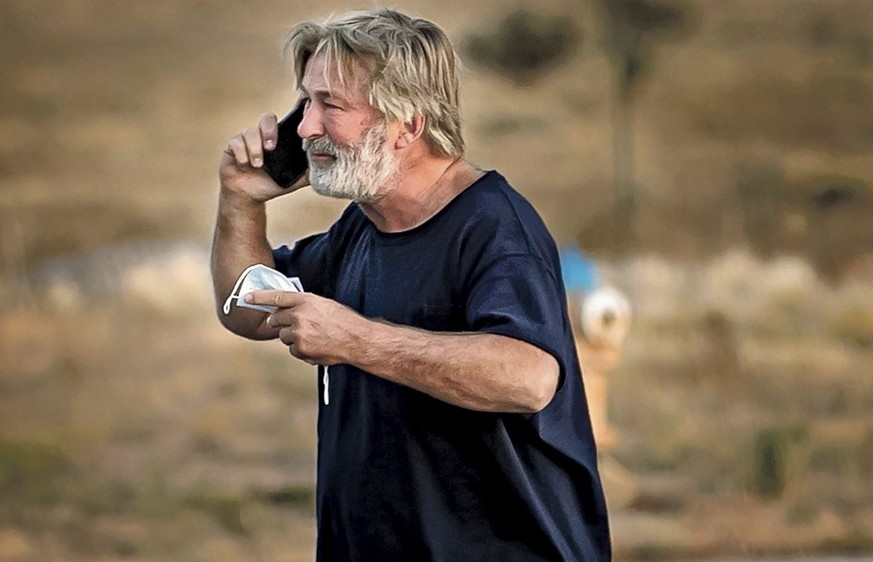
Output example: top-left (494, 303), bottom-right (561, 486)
top-left (211, 113), bottom-right (307, 339)
top-left (353, 320), bottom-right (560, 413)
top-left (249, 291), bottom-right (560, 413)
top-left (211, 189), bottom-right (276, 339)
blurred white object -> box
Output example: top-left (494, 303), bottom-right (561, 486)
top-left (580, 286), bottom-right (632, 347)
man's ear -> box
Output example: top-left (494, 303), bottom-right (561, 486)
top-left (395, 114), bottom-right (426, 149)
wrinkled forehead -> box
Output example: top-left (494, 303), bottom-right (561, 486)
top-left (301, 48), bottom-right (371, 103)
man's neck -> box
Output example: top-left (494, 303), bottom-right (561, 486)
top-left (358, 157), bottom-right (484, 233)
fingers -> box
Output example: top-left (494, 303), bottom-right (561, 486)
top-left (224, 113), bottom-right (278, 168)
top-left (277, 326), bottom-right (296, 346)
top-left (246, 289), bottom-right (306, 309)
top-left (242, 127), bottom-right (264, 168)
top-left (288, 343), bottom-right (318, 365)
top-left (260, 113), bottom-right (279, 152)
top-left (225, 135), bottom-right (250, 166)
top-left (279, 327), bottom-right (318, 365)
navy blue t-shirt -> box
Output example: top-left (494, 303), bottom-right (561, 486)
top-left (273, 171), bottom-right (611, 561)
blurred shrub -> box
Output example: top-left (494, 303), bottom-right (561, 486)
top-left (749, 428), bottom-right (791, 500)
top-left (700, 310), bottom-right (740, 383)
top-left (803, 11), bottom-right (873, 66)
top-left (735, 160), bottom-right (793, 259)
top-left (183, 492), bottom-right (246, 535)
top-left (0, 440), bottom-right (72, 504)
top-left (833, 307), bottom-right (873, 348)
top-left (258, 484), bottom-right (316, 510)
top-left (463, 8), bottom-right (580, 85)
top-left (735, 163), bottom-right (873, 282)
top-left (795, 420), bottom-right (873, 517)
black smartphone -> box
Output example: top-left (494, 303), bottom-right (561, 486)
top-left (263, 102), bottom-right (307, 188)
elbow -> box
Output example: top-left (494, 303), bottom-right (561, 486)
top-left (216, 307), bottom-right (275, 341)
top-left (217, 312), bottom-right (249, 339)
top-left (523, 354), bottom-right (560, 413)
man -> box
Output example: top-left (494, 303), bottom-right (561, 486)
top-left (212, 9), bottom-right (611, 561)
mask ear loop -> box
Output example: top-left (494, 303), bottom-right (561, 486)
top-left (223, 263), bottom-right (262, 315)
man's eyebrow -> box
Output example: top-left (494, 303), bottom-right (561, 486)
top-left (299, 84), bottom-right (349, 103)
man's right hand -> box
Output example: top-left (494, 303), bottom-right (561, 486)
top-left (219, 112), bottom-right (307, 202)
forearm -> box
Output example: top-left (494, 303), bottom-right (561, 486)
top-left (210, 189), bottom-right (277, 339)
top-left (346, 317), bottom-right (559, 413)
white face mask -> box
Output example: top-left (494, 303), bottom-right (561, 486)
top-left (223, 264), bottom-right (303, 315)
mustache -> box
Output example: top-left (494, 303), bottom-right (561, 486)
top-left (302, 136), bottom-right (339, 156)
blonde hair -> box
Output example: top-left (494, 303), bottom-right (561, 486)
top-left (284, 9), bottom-right (465, 157)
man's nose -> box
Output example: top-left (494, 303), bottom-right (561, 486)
top-left (297, 103), bottom-right (324, 140)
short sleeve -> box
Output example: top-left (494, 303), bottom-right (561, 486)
top-left (272, 232), bottom-right (331, 296)
top-left (466, 253), bottom-right (569, 376)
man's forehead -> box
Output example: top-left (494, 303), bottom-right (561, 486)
top-left (301, 53), bottom-right (368, 102)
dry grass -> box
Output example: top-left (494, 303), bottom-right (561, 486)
top-left (0, 245), bottom-right (871, 560)
top-left (602, 250), bottom-right (873, 557)
top-left (0, 275), bottom-right (320, 560)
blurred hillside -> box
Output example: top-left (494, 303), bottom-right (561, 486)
top-left (1, 1), bottom-right (872, 561)
top-left (1, 0), bottom-right (871, 277)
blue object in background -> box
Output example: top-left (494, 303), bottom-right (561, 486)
top-left (559, 245), bottom-right (599, 294)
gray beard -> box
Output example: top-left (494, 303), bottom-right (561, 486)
top-left (303, 123), bottom-right (399, 203)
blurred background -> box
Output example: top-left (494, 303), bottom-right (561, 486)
top-left (1, 0), bottom-right (872, 560)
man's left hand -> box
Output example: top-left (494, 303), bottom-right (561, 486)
top-left (246, 290), bottom-right (362, 365)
